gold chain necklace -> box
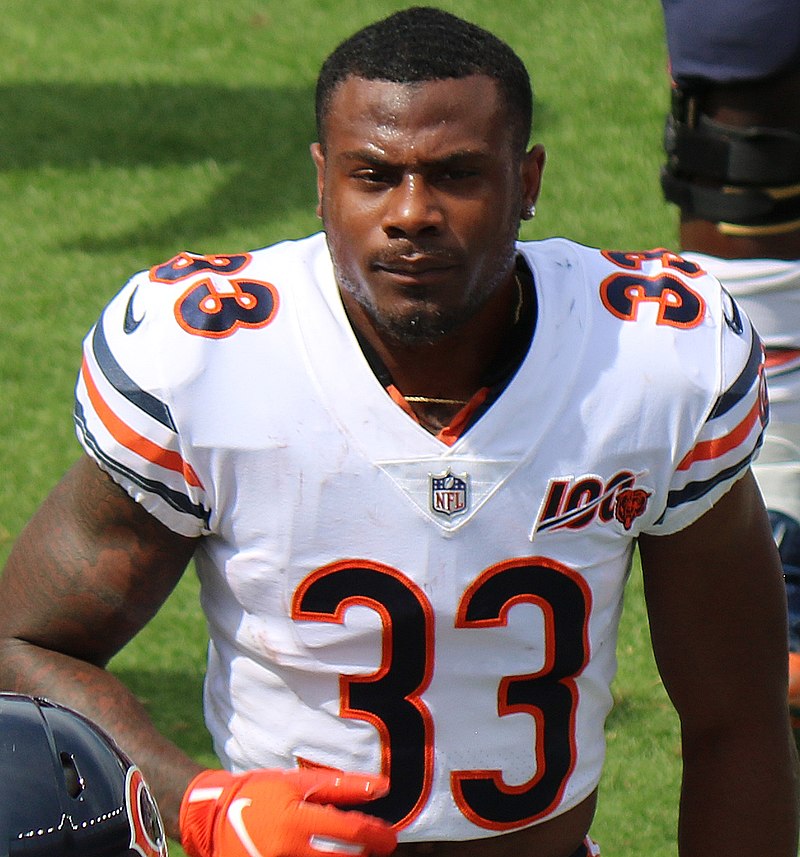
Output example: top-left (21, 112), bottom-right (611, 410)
top-left (403, 395), bottom-right (469, 406)
top-left (401, 274), bottom-right (524, 408)
top-left (512, 271), bottom-right (524, 325)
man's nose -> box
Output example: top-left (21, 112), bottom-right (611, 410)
top-left (381, 174), bottom-right (444, 237)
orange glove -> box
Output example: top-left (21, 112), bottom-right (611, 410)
top-left (179, 768), bottom-right (397, 857)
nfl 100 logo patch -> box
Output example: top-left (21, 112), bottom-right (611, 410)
top-left (430, 469), bottom-right (470, 517)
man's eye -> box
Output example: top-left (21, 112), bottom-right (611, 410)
top-left (440, 168), bottom-right (478, 182)
top-left (353, 170), bottom-right (393, 185)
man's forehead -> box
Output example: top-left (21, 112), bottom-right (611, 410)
top-left (323, 75), bottom-right (507, 143)
top-left (329, 72), bottom-right (503, 105)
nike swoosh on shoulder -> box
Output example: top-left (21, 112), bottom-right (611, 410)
top-left (227, 797), bottom-right (265, 857)
top-left (124, 286), bottom-right (145, 333)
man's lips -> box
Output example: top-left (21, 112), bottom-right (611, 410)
top-left (377, 262), bottom-right (452, 275)
top-left (373, 254), bottom-right (459, 280)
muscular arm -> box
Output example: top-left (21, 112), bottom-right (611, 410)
top-left (639, 470), bottom-right (799, 856)
top-left (0, 455), bottom-right (201, 837)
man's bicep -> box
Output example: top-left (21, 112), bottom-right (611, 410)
top-left (0, 454), bottom-right (197, 666)
top-left (638, 470), bottom-right (789, 723)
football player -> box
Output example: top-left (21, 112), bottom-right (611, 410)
top-left (0, 7), bottom-right (796, 857)
top-left (0, 693), bottom-right (167, 857)
top-left (659, 0), bottom-right (800, 719)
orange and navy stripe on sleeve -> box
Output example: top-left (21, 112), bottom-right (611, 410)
top-left (659, 323), bottom-right (766, 520)
top-left (74, 304), bottom-right (211, 534)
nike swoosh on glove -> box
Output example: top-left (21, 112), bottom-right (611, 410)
top-left (179, 768), bottom-right (398, 857)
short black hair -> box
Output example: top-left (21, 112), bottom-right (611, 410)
top-left (315, 7), bottom-right (533, 152)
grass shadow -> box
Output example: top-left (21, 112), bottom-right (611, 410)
top-left (0, 81), bottom-right (318, 252)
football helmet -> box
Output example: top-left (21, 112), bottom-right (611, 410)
top-left (0, 693), bottom-right (167, 857)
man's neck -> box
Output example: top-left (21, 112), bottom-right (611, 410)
top-left (340, 271), bottom-right (523, 404)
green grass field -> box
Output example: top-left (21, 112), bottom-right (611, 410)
top-left (0, 2), bottom-right (688, 853)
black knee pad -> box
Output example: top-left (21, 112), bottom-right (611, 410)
top-left (661, 83), bottom-right (800, 232)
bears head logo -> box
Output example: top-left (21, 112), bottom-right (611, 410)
top-left (614, 488), bottom-right (650, 530)
top-left (126, 767), bottom-right (168, 857)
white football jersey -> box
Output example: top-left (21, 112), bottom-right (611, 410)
top-left (74, 233), bottom-right (765, 841)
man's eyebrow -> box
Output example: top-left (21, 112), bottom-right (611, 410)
top-left (337, 150), bottom-right (392, 165)
top-left (336, 148), bottom-right (491, 166)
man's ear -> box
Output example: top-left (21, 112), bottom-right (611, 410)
top-left (310, 142), bottom-right (325, 219)
top-left (521, 143), bottom-right (546, 214)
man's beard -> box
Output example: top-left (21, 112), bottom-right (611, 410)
top-left (367, 302), bottom-right (467, 346)
top-left (333, 253), bottom-right (516, 347)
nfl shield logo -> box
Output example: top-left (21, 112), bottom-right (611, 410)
top-left (430, 469), bottom-right (469, 517)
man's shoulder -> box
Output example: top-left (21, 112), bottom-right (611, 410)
top-left (88, 233), bottom-right (331, 379)
top-left (105, 232), bottom-right (327, 333)
top-left (143, 231), bottom-right (327, 284)
top-left (518, 239), bottom-right (750, 399)
top-left (518, 239), bottom-right (728, 323)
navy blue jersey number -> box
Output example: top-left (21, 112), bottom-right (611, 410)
top-left (292, 557), bottom-right (590, 831)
